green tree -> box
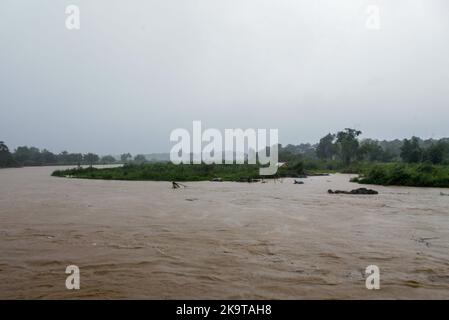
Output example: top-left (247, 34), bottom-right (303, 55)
top-left (400, 137), bottom-right (422, 163)
top-left (423, 142), bottom-right (447, 164)
top-left (83, 153), bottom-right (99, 167)
top-left (357, 141), bottom-right (383, 162)
top-left (57, 151), bottom-right (70, 164)
top-left (278, 145), bottom-right (302, 162)
top-left (335, 128), bottom-right (362, 165)
top-left (0, 141), bottom-right (8, 153)
top-left (316, 133), bottom-right (336, 160)
top-left (379, 147), bottom-right (397, 162)
top-left (69, 153), bottom-right (83, 165)
top-left (120, 153), bottom-right (132, 163)
top-left (13, 146), bottom-right (42, 165)
top-left (41, 149), bottom-right (57, 164)
top-left (100, 155), bottom-right (116, 164)
top-left (133, 154), bottom-right (147, 164)
top-left (0, 141), bottom-right (17, 167)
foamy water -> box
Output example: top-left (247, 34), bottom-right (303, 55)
top-left (1, 166), bottom-right (449, 299)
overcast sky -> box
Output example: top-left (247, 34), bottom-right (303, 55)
top-left (1, 0), bottom-right (448, 154)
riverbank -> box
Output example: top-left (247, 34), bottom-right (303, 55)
top-left (51, 163), bottom-right (306, 182)
top-left (51, 162), bottom-right (449, 188)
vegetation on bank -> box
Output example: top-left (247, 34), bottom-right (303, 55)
top-left (3, 128), bottom-right (449, 169)
top-left (5, 128), bottom-right (449, 187)
top-left (0, 142), bottom-right (151, 167)
top-left (52, 161), bottom-right (306, 182)
top-left (352, 163), bottom-right (449, 188)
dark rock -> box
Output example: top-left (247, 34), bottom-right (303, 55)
top-left (328, 188), bottom-right (378, 195)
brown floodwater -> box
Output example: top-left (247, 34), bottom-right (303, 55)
top-left (1, 166), bottom-right (449, 299)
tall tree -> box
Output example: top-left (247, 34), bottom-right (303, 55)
top-left (120, 153), bottom-right (132, 163)
top-left (336, 128), bottom-right (362, 165)
top-left (83, 153), bottom-right (99, 167)
top-left (423, 141), bottom-right (447, 164)
top-left (0, 141), bottom-right (17, 167)
top-left (400, 137), bottom-right (422, 163)
top-left (357, 141), bottom-right (383, 162)
top-left (316, 133), bottom-right (336, 160)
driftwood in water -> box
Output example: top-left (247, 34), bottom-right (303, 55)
top-left (172, 181), bottom-right (187, 189)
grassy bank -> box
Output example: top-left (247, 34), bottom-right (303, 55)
top-left (52, 161), bottom-right (449, 187)
top-left (51, 162), bottom-right (306, 182)
top-left (352, 163), bottom-right (449, 188)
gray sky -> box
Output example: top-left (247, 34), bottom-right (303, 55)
top-left (1, 0), bottom-right (448, 154)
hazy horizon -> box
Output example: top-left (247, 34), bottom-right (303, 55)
top-left (1, 0), bottom-right (449, 154)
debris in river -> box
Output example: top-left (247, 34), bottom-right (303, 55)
top-left (328, 188), bottom-right (378, 195)
top-left (172, 181), bottom-right (187, 189)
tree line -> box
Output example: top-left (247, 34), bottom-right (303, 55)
top-left (279, 129), bottom-right (449, 166)
top-left (0, 141), bottom-right (149, 168)
top-left (3, 131), bottom-right (449, 169)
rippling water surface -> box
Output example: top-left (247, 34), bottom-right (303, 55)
top-left (1, 166), bottom-right (449, 299)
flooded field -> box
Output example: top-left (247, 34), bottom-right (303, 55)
top-left (1, 166), bottom-right (449, 299)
